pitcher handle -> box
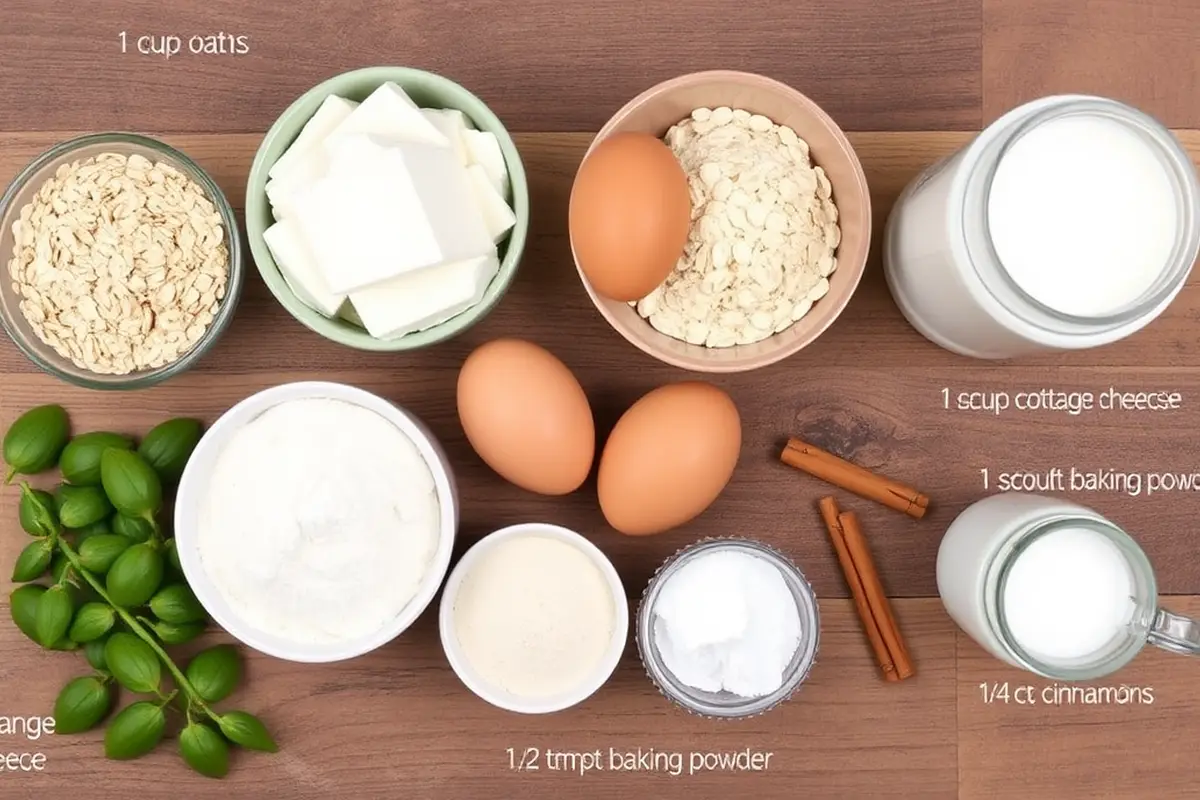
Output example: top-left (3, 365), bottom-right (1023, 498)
top-left (1148, 607), bottom-right (1200, 655)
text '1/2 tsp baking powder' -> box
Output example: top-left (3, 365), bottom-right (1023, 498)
top-left (884, 95), bottom-right (1200, 359)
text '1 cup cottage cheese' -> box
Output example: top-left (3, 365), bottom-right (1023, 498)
top-left (633, 107), bottom-right (841, 348)
top-left (196, 397), bottom-right (440, 646)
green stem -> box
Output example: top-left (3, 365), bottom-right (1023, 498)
top-left (55, 538), bottom-right (207, 712)
top-left (4, 466), bottom-right (15, 484)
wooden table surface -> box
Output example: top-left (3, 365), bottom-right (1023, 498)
top-left (2, 1), bottom-right (1199, 798)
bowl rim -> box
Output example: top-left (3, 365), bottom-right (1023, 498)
top-left (572, 69), bottom-right (873, 374)
top-left (438, 522), bottom-right (630, 714)
top-left (0, 131), bottom-right (244, 389)
top-left (244, 65), bottom-right (530, 352)
top-left (173, 380), bottom-right (460, 663)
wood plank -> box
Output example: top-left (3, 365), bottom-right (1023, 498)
top-left (0, 597), bottom-right (957, 798)
top-left (957, 598), bottom-right (1200, 799)
top-left (0, 0), bottom-right (981, 134)
top-left (5, 365), bottom-right (1200, 598)
top-left (3, 131), bottom-right (1200, 376)
top-left (983, 0), bottom-right (1200, 128)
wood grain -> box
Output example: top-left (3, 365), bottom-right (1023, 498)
top-left (0, 599), bottom-right (957, 799)
top-left (983, 0), bottom-right (1200, 127)
top-left (0, 0), bottom-right (981, 134)
top-left (958, 598), bottom-right (1200, 799)
top-left (3, 130), bottom-right (1200, 376)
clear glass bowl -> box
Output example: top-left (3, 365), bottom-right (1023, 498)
top-left (637, 537), bottom-right (821, 718)
top-left (0, 133), bottom-right (244, 389)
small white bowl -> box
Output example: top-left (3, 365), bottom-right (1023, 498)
top-left (439, 523), bottom-right (629, 713)
top-left (174, 381), bottom-right (459, 662)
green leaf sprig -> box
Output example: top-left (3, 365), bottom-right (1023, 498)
top-left (2, 406), bottom-right (276, 779)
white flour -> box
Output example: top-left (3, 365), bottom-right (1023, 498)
top-left (653, 549), bottom-right (801, 698)
top-left (452, 534), bottom-right (614, 698)
top-left (197, 397), bottom-right (440, 645)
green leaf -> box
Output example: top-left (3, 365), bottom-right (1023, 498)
top-left (180, 722), bottom-right (229, 779)
top-left (9, 584), bottom-right (46, 643)
top-left (60, 432), bottom-right (133, 486)
top-left (84, 638), bottom-right (109, 671)
top-left (149, 583), bottom-right (205, 624)
top-left (104, 632), bottom-right (161, 694)
top-left (3, 405), bottom-right (69, 480)
top-left (53, 676), bottom-right (114, 734)
top-left (35, 584), bottom-right (75, 648)
top-left (79, 534), bottom-right (134, 574)
top-left (104, 701), bottom-right (165, 760)
top-left (12, 538), bottom-right (54, 582)
top-left (164, 538), bottom-right (183, 573)
top-left (105, 543), bottom-right (163, 608)
top-left (217, 711), bottom-right (277, 753)
top-left (112, 513), bottom-right (155, 542)
top-left (49, 553), bottom-right (74, 585)
top-left (145, 618), bottom-right (205, 645)
top-left (138, 418), bottom-right (203, 484)
top-left (72, 517), bottom-right (112, 543)
top-left (69, 602), bottom-right (115, 643)
top-left (18, 487), bottom-right (57, 536)
top-left (57, 484), bottom-right (114, 529)
top-left (100, 449), bottom-right (162, 519)
top-left (186, 645), bottom-right (241, 703)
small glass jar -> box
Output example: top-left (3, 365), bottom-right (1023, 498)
top-left (636, 538), bottom-right (820, 718)
top-left (937, 493), bottom-right (1200, 680)
top-left (884, 95), bottom-right (1200, 359)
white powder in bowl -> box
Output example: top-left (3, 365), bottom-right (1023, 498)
top-left (452, 534), bottom-right (615, 699)
top-left (652, 549), bottom-right (801, 698)
top-left (196, 397), bottom-right (440, 646)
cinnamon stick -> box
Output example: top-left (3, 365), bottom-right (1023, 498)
top-left (818, 497), bottom-right (899, 682)
top-left (832, 504), bottom-right (915, 680)
top-left (782, 438), bottom-right (929, 519)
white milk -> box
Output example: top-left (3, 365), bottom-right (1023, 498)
top-left (987, 114), bottom-right (1178, 318)
top-left (1001, 524), bottom-right (1137, 662)
top-left (884, 95), bottom-right (1200, 359)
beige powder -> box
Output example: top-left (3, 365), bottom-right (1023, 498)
top-left (453, 534), bottom-right (614, 699)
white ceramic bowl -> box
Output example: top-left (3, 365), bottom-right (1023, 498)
top-left (174, 381), bottom-right (459, 662)
top-left (439, 523), bottom-right (629, 713)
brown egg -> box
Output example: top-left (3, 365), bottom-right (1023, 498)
top-left (597, 382), bottom-right (741, 536)
top-left (457, 338), bottom-right (595, 495)
top-left (569, 132), bottom-right (692, 302)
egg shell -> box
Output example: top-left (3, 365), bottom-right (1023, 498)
top-left (457, 338), bottom-right (595, 496)
top-left (569, 132), bottom-right (691, 302)
top-left (597, 382), bottom-right (741, 536)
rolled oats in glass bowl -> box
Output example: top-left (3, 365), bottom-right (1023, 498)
top-left (0, 133), bottom-right (244, 389)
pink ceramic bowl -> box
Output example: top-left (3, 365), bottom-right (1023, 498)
top-left (572, 70), bottom-right (871, 373)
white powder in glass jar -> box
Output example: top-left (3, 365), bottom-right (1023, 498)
top-left (196, 397), bottom-right (440, 645)
top-left (652, 549), bottom-right (801, 698)
top-left (452, 534), bottom-right (615, 698)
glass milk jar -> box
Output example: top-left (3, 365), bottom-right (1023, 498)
top-left (884, 95), bottom-right (1200, 359)
top-left (937, 493), bottom-right (1200, 680)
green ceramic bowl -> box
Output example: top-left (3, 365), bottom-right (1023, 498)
top-left (246, 66), bottom-right (529, 350)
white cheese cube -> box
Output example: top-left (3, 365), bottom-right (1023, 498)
top-left (348, 252), bottom-right (500, 339)
top-left (268, 95), bottom-right (357, 182)
top-left (324, 82), bottom-right (449, 149)
top-left (466, 164), bottom-right (516, 243)
top-left (262, 219), bottom-right (346, 317)
top-left (420, 108), bottom-right (473, 165)
top-left (292, 133), bottom-right (494, 293)
top-left (463, 129), bottom-right (509, 199)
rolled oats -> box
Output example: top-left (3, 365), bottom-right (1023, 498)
top-left (634, 108), bottom-right (841, 348)
top-left (6, 152), bottom-right (229, 375)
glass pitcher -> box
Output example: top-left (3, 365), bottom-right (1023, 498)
top-left (936, 492), bottom-right (1200, 680)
